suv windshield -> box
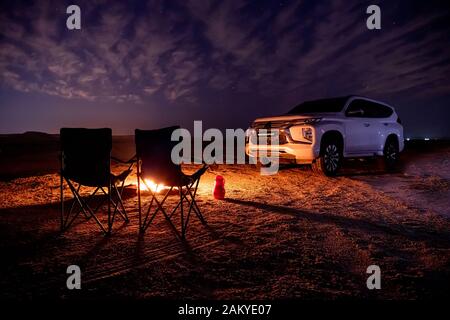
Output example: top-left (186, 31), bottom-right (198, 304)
top-left (287, 97), bottom-right (348, 114)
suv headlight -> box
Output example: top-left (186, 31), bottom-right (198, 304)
top-left (302, 127), bottom-right (313, 142)
top-left (245, 128), bottom-right (256, 144)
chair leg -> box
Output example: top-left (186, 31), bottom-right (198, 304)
top-left (115, 172), bottom-right (130, 222)
top-left (106, 186), bottom-right (120, 225)
top-left (61, 182), bottom-right (83, 230)
top-left (179, 186), bottom-right (184, 239)
top-left (137, 177), bottom-right (206, 239)
top-left (107, 181), bottom-right (112, 235)
top-left (69, 185), bottom-right (97, 220)
top-left (142, 193), bottom-right (156, 230)
top-left (63, 184), bottom-right (101, 231)
top-left (137, 165), bottom-right (142, 231)
top-left (92, 186), bottom-right (125, 233)
top-left (65, 178), bottom-right (108, 234)
top-left (60, 173), bottom-right (64, 231)
top-left (193, 194), bottom-right (206, 225)
top-left (183, 189), bottom-right (194, 234)
top-left (141, 181), bottom-right (178, 235)
top-left (184, 179), bottom-right (207, 225)
top-left (61, 175), bottom-right (126, 236)
top-left (112, 184), bottom-right (128, 222)
top-left (62, 179), bottom-right (85, 231)
top-left (112, 165), bottom-right (132, 224)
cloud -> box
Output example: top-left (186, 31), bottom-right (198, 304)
top-left (0, 0), bottom-right (449, 107)
top-left (0, 0), bottom-right (200, 103)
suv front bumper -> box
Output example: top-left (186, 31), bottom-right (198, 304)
top-left (246, 141), bottom-right (320, 164)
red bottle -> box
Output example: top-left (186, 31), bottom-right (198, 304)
top-left (213, 175), bottom-right (225, 200)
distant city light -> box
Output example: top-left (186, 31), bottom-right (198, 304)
top-left (424, 138), bottom-right (430, 141)
top-left (406, 138), bottom-right (410, 141)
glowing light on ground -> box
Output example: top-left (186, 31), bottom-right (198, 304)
top-left (133, 179), bottom-right (168, 193)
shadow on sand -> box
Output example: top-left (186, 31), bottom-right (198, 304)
top-left (275, 157), bottom-right (406, 177)
top-left (224, 198), bottom-right (450, 246)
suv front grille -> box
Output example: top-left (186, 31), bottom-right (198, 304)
top-left (252, 121), bottom-right (288, 129)
top-left (256, 129), bottom-right (288, 145)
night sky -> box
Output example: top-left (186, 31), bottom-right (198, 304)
top-left (1, 0), bottom-right (449, 137)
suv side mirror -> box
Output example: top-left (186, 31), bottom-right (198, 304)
top-left (346, 108), bottom-right (364, 117)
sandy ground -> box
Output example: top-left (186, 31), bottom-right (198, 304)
top-left (0, 138), bottom-right (449, 300)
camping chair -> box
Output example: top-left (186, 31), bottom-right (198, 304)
top-left (135, 126), bottom-right (208, 238)
top-left (60, 128), bottom-right (134, 235)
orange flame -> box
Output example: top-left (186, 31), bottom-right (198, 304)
top-left (136, 179), bottom-right (167, 193)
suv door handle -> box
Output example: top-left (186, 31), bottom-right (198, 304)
top-left (383, 123), bottom-right (389, 126)
top-left (363, 123), bottom-right (370, 127)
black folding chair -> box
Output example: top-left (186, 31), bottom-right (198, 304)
top-left (135, 126), bottom-right (208, 238)
top-left (60, 128), bottom-right (133, 235)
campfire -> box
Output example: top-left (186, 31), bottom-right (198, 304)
top-left (132, 179), bottom-right (169, 193)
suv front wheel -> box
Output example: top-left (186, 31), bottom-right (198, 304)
top-left (312, 139), bottom-right (342, 176)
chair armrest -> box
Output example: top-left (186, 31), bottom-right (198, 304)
top-left (194, 163), bottom-right (209, 178)
top-left (191, 157), bottom-right (210, 169)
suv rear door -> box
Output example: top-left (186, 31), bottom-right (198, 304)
top-left (363, 100), bottom-right (394, 152)
top-left (344, 99), bottom-right (379, 154)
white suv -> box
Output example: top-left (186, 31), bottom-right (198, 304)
top-left (246, 96), bottom-right (404, 176)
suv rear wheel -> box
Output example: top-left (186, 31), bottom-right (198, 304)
top-left (383, 136), bottom-right (399, 171)
top-left (312, 139), bottom-right (342, 176)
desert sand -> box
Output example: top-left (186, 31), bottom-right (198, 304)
top-left (0, 134), bottom-right (449, 299)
